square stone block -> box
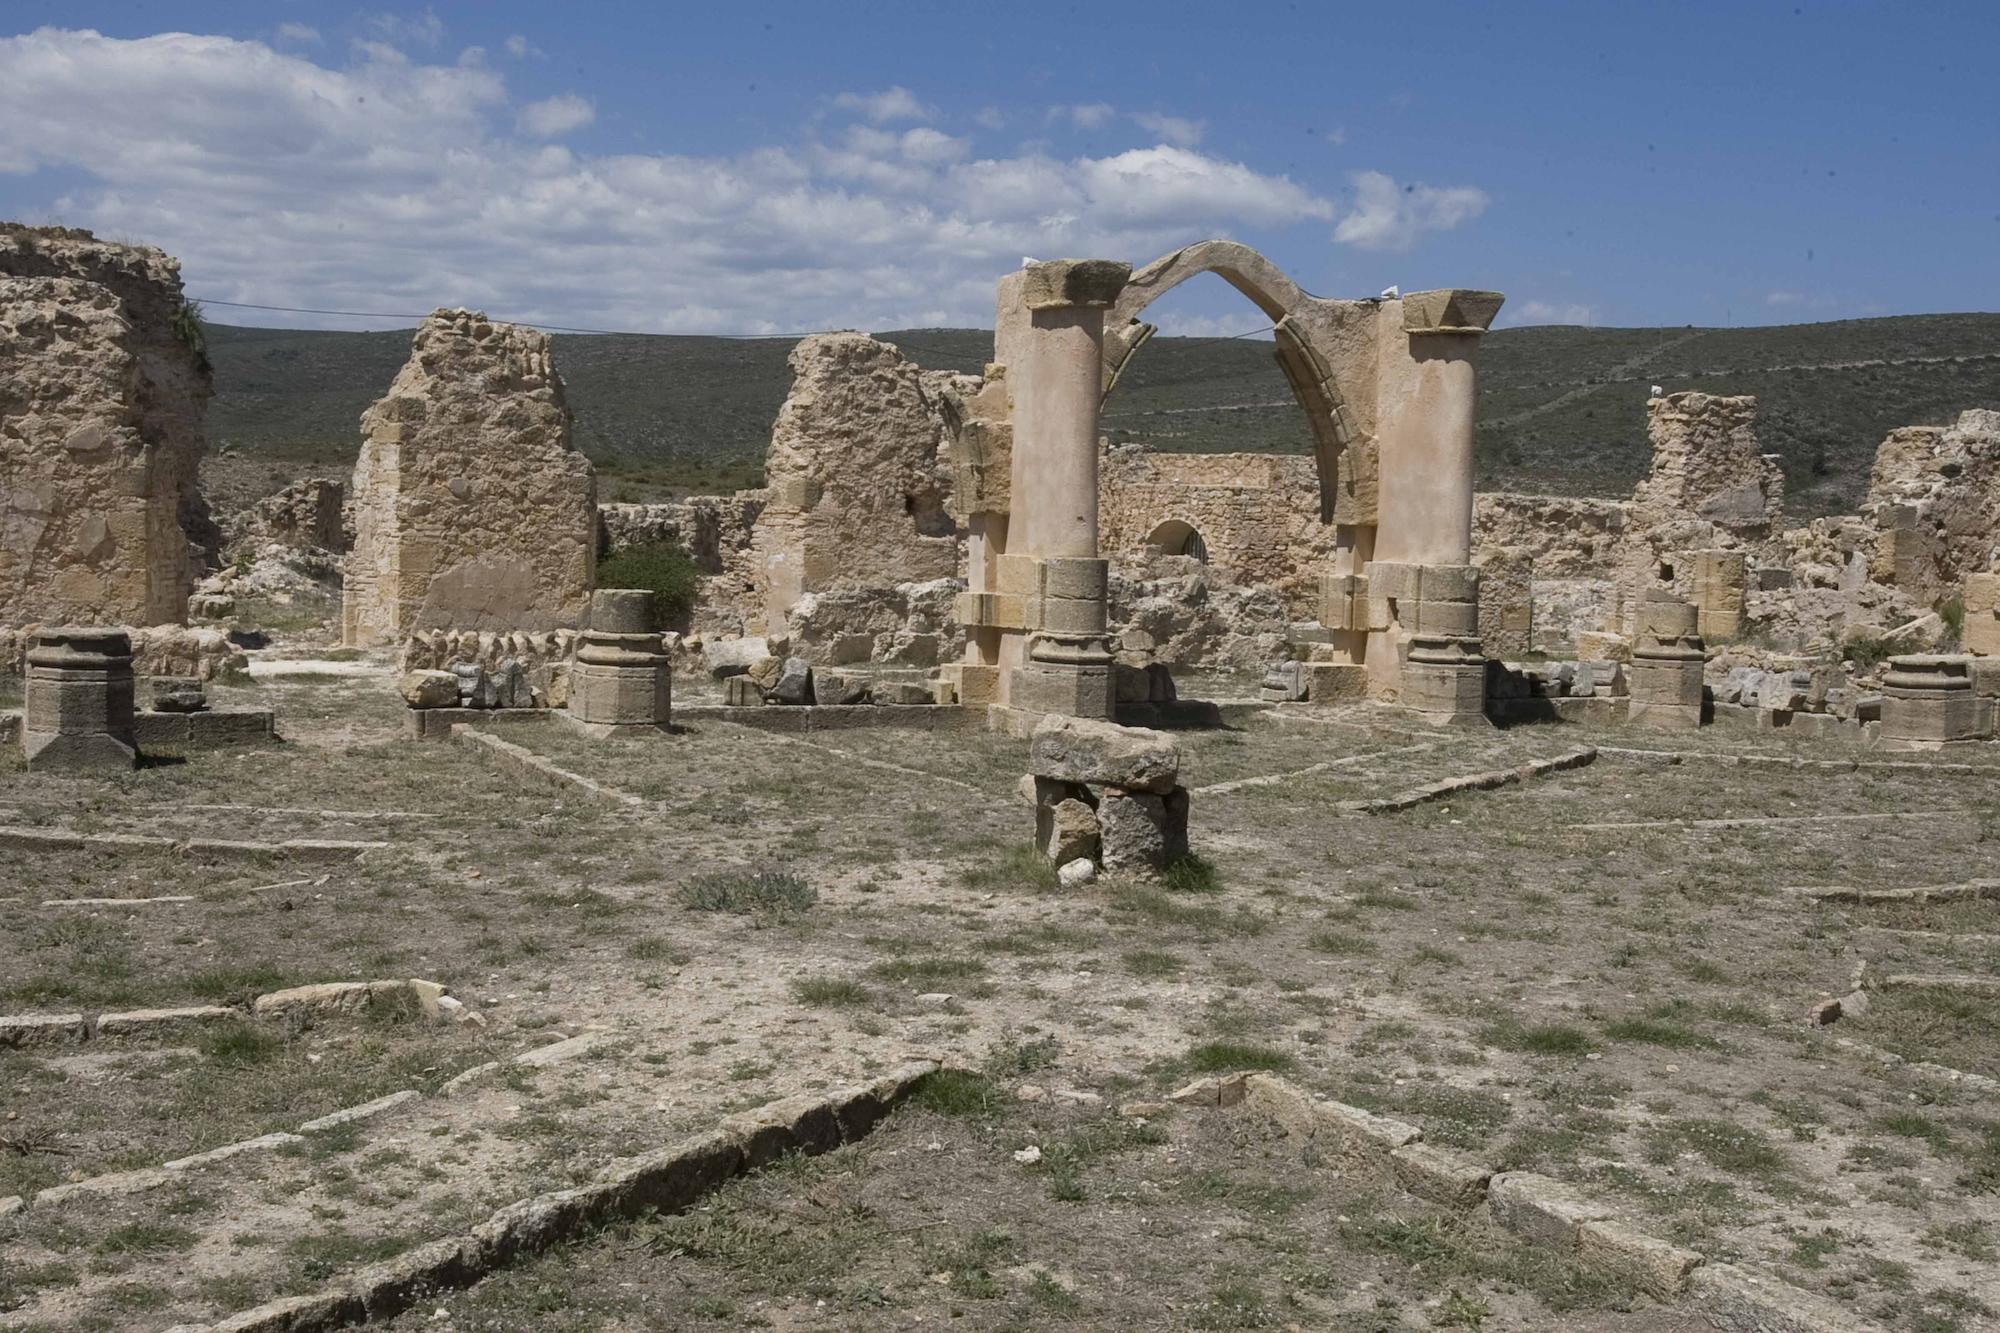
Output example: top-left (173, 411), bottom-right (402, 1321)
top-left (1627, 659), bottom-right (1703, 709)
top-left (1307, 663), bottom-right (1368, 704)
top-left (1365, 561), bottom-right (1420, 602)
top-left (951, 664), bottom-right (1002, 707)
top-left (995, 554), bottom-right (1041, 596)
top-left (1416, 564), bottom-right (1480, 602)
top-left (1881, 691), bottom-right (1980, 746)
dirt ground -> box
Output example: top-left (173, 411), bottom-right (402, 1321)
top-left (3, 661), bottom-right (1998, 1331)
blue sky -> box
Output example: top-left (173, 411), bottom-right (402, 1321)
top-left (1, 2), bottom-right (1994, 334)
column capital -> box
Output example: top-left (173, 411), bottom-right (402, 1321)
top-left (1020, 259), bottom-right (1132, 311)
top-left (1402, 289), bottom-right (1505, 336)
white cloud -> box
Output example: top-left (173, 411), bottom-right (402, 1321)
top-left (1051, 103), bottom-right (1116, 131)
top-left (1515, 300), bottom-right (1599, 326)
top-left (0, 29), bottom-right (1337, 333)
top-left (1332, 169), bottom-right (1488, 252)
top-left (366, 8), bottom-right (444, 47)
top-left (274, 23), bottom-right (320, 46)
top-left (516, 93), bottom-right (594, 138)
top-left (1132, 111), bottom-right (1203, 147)
top-left (972, 106), bottom-right (1005, 131)
top-left (831, 86), bottom-right (931, 124)
top-left (503, 34), bottom-right (542, 59)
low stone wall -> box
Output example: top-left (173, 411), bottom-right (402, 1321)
top-left (0, 624), bottom-right (246, 681)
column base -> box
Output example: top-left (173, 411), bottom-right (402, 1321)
top-left (552, 709), bottom-right (671, 741)
top-left (1008, 662), bottom-right (1112, 721)
top-left (1400, 660), bottom-right (1489, 727)
top-left (1626, 700), bottom-right (1703, 730)
top-left (23, 730), bottom-right (139, 772)
top-left (568, 661), bottom-right (671, 729)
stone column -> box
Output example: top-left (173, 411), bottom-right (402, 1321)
top-left (563, 589), bottom-right (671, 736)
top-left (1003, 259), bottom-right (1131, 720)
top-left (1626, 595), bottom-right (1707, 729)
top-left (1880, 654), bottom-right (1981, 750)
top-left (23, 627), bottom-right (139, 771)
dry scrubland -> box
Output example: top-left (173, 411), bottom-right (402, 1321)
top-left (3, 669), bottom-right (2000, 1331)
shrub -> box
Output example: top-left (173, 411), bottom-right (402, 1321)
top-left (596, 541), bottom-right (701, 626)
top-left (678, 870), bottom-right (816, 916)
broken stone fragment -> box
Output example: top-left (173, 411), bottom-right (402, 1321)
top-left (705, 636), bottom-right (772, 679)
top-left (451, 662), bottom-right (499, 708)
top-left (1057, 858), bottom-right (1096, 888)
top-left (1098, 789), bottom-right (1171, 872)
top-left (814, 670), bottom-right (869, 705)
top-left (745, 655), bottom-right (784, 691)
top-left (1027, 715), bottom-right (1179, 794)
top-left (770, 656), bottom-right (814, 705)
top-left (149, 675), bottom-right (208, 713)
top-left (399, 669), bottom-right (458, 709)
top-left (1036, 796), bottom-right (1100, 866)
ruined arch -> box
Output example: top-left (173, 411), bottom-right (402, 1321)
top-left (1099, 240), bottom-right (1366, 525)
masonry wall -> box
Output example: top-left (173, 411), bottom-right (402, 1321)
top-left (746, 333), bottom-right (971, 630)
top-left (342, 309), bottom-right (596, 646)
top-left (0, 226), bottom-right (211, 626)
top-left (1096, 446), bottom-right (1334, 617)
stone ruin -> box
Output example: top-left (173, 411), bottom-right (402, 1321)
top-left (1026, 714), bottom-right (1190, 883)
top-left (0, 225), bottom-right (212, 628)
top-left (343, 308), bottom-right (597, 646)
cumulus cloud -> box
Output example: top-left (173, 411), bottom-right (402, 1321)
top-left (1332, 169), bottom-right (1488, 251)
top-left (516, 93), bottom-right (594, 138)
top-left (1132, 111), bottom-right (1203, 147)
top-left (831, 86), bottom-right (931, 124)
top-left (0, 28), bottom-right (1336, 332)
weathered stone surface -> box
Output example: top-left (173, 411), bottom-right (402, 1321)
top-left (226, 478), bottom-right (348, 557)
top-left (745, 655), bottom-right (784, 691)
top-left (1098, 790), bottom-right (1171, 872)
top-left (0, 1012), bottom-right (88, 1048)
top-left (770, 656), bottom-right (814, 705)
top-left (814, 670), bottom-right (869, 705)
top-left (343, 309), bottom-right (596, 645)
top-left (400, 669), bottom-right (459, 709)
top-left (1035, 794), bottom-right (1100, 865)
top-left (747, 334), bottom-right (971, 627)
top-left (95, 1005), bottom-right (236, 1038)
top-left (1, 226), bottom-right (212, 628)
top-left (1486, 1171), bottom-right (1615, 1248)
top-left (1028, 715), bottom-right (1179, 794)
top-left (705, 636), bottom-right (773, 679)
top-left (148, 675), bottom-right (207, 713)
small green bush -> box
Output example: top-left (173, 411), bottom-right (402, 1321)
top-left (678, 870), bottom-right (816, 916)
top-left (596, 542), bottom-right (701, 626)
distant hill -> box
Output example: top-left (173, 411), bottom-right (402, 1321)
top-left (203, 312), bottom-right (2000, 515)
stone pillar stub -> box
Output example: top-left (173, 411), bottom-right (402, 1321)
top-left (1880, 654), bottom-right (1982, 750)
top-left (23, 626), bottom-right (139, 772)
top-left (562, 588), bottom-right (671, 736)
top-left (1627, 595), bottom-right (1706, 729)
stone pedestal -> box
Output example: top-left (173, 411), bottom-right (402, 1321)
top-left (1401, 633), bottom-right (1489, 726)
top-left (1026, 715), bottom-right (1187, 878)
top-left (1880, 654), bottom-right (1982, 750)
top-left (563, 589), bottom-right (670, 737)
top-left (23, 627), bottom-right (139, 772)
top-left (1627, 596), bottom-right (1707, 730)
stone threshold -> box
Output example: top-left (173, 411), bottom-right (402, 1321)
top-left (156, 1060), bottom-right (940, 1333)
top-left (1205, 1070), bottom-right (1875, 1333)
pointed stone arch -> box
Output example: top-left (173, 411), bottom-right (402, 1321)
top-left (1098, 240), bottom-right (1368, 525)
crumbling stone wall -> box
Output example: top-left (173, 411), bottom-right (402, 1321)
top-left (343, 309), bottom-right (596, 646)
top-left (1859, 410), bottom-right (2000, 606)
top-left (226, 478), bottom-right (347, 557)
top-left (746, 333), bottom-right (972, 629)
top-left (0, 226), bottom-right (212, 626)
top-left (1096, 446), bottom-right (1334, 617)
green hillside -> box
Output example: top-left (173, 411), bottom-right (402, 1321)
top-left (203, 312), bottom-right (2000, 514)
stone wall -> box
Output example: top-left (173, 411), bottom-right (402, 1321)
top-left (0, 226), bottom-right (212, 627)
top-left (1859, 409), bottom-right (2000, 607)
top-left (1096, 446), bottom-right (1334, 617)
top-left (225, 478), bottom-right (347, 557)
top-left (746, 333), bottom-right (973, 629)
top-left (0, 623), bottom-right (245, 681)
top-left (343, 310), bottom-right (596, 646)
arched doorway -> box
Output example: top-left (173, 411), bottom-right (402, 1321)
top-left (1146, 519), bottom-right (1208, 564)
